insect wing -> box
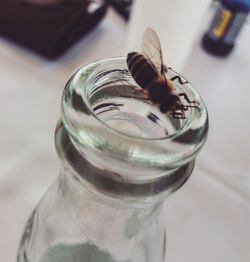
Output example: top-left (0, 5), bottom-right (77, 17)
top-left (142, 28), bottom-right (166, 78)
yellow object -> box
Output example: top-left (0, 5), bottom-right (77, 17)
top-left (213, 9), bottom-right (233, 37)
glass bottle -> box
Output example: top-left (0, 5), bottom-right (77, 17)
top-left (17, 57), bottom-right (208, 262)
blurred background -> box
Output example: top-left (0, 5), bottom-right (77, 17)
top-left (0, 0), bottom-right (249, 262)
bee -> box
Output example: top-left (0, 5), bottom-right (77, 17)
top-left (127, 28), bottom-right (198, 119)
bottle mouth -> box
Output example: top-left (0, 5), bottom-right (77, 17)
top-left (85, 68), bottom-right (188, 140)
top-left (61, 57), bottom-right (208, 175)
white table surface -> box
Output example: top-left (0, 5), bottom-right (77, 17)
top-left (0, 6), bottom-right (249, 262)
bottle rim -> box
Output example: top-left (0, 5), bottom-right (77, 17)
top-left (60, 57), bottom-right (208, 172)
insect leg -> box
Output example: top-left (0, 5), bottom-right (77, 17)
top-left (163, 65), bottom-right (188, 84)
top-left (170, 76), bottom-right (188, 85)
top-left (179, 93), bottom-right (199, 105)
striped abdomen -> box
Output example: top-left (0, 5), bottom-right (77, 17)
top-left (127, 52), bottom-right (158, 89)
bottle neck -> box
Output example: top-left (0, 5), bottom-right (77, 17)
top-left (59, 165), bottom-right (163, 216)
top-left (55, 123), bottom-right (195, 205)
top-left (58, 165), bottom-right (166, 260)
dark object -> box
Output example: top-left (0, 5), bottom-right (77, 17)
top-left (202, 0), bottom-right (250, 56)
top-left (0, 0), bottom-right (107, 59)
top-left (105, 0), bottom-right (132, 20)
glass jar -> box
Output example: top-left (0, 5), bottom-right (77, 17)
top-left (17, 57), bottom-right (208, 262)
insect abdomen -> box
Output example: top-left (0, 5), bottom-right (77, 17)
top-left (127, 52), bottom-right (158, 88)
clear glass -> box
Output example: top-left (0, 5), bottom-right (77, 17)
top-left (17, 57), bottom-right (208, 262)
